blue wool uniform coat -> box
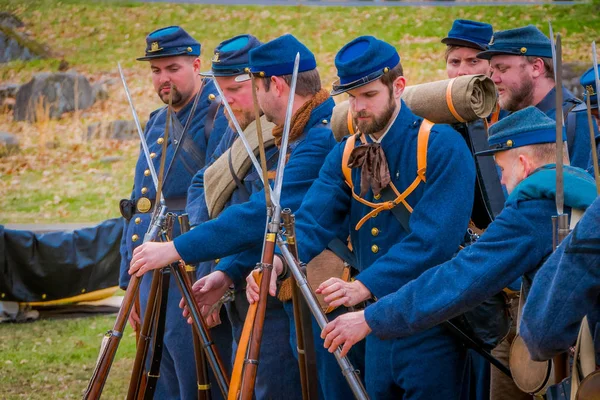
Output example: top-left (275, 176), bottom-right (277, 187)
top-left (292, 101), bottom-right (476, 399)
top-left (172, 98), bottom-right (337, 266)
top-left (520, 196), bottom-right (600, 362)
top-left (364, 166), bottom-right (598, 342)
top-left (119, 79), bottom-right (227, 288)
top-left (535, 86), bottom-right (600, 172)
top-left (118, 79), bottom-right (228, 400)
top-left (184, 125), bottom-right (302, 399)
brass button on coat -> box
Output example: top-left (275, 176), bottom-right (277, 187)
top-left (132, 234), bottom-right (139, 242)
top-left (215, 259), bottom-right (220, 264)
top-left (371, 227), bottom-right (379, 236)
top-left (141, 187), bottom-right (148, 194)
top-left (150, 152), bottom-right (156, 159)
top-left (371, 244), bottom-right (379, 253)
top-left (144, 169), bottom-right (150, 176)
top-left (374, 193), bottom-right (381, 200)
top-left (135, 217), bottom-right (141, 224)
top-left (157, 137), bottom-right (164, 145)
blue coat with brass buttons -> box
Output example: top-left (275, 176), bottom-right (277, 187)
top-left (290, 100), bottom-right (475, 399)
top-left (363, 165), bottom-right (597, 341)
top-left (173, 97), bottom-right (337, 267)
top-left (520, 195), bottom-right (600, 362)
top-left (118, 78), bottom-right (228, 289)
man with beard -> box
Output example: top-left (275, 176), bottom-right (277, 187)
top-left (183, 34), bottom-right (302, 399)
top-left (319, 107), bottom-right (598, 399)
top-left (246, 35), bottom-right (476, 399)
top-left (119, 26), bottom-right (228, 400)
top-left (127, 33), bottom-right (348, 397)
top-left (476, 25), bottom-right (600, 172)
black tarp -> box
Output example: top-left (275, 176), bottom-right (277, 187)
top-left (0, 218), bottom-right (122, 302)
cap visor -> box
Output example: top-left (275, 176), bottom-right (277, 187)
top-left (330, 74), bottom-right (382, 96)
top-left (476, 49), bottom-right (520, 60)
top-left (442, 38), bottom-right (487, 51)
top-left (474, 148), bottom-right (501, 156)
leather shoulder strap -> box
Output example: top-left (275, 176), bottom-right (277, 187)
top-left (341, 133), bottom-right (366, 187)
top-left (417, 119), bottom-right (434, 182)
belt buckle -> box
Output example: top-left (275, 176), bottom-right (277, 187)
top-left (137, 197), bottom-right (152, 213)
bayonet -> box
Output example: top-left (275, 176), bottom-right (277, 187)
top-left (119, 63), bottom-right (160, 191)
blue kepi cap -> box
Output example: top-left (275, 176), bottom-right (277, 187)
top-left (137, 26), bottom-right (200, 61)
top-left (331, 36), bottom-right (400, 96)
top-left (201, 34), bottom-right (262, 82)
top-left (476, 106), bottom-right (565, 156)
top-left (442, 19), bottom-right (493, 51)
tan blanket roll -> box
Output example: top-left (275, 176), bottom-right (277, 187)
top-left (204, 116), bottom-right (275, 218)
top-left (331, 74), bottom-right (497, 139)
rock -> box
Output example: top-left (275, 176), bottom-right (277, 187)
top-left (0, 131), bottom-right (19, 157)
top-left (0, 12), bottom-right (24, 29)
top-left (87, 120), bottom-right (140, 141)
top-left (562, 62), bottom-right (589, 100)
top-left (0, 83), bottom-right (19, 109)
top-left (91, 77), bottom-right (117, 102)
top-left (0, 25), bottom-right (49, 64)
top-left (13, 72), bottom-right (95, 122)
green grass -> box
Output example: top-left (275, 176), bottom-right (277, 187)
top-left (0, 315), bottom-right (136, 399)
top-left (0, 1), bottom-right (599, 397)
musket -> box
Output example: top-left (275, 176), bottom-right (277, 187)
top-left (238, 53), bottom-right (300, 399)
top-left (179, 214), bottom-right (212, 400)
top-left (281, 209), bottom-right (319, 400)
top-left (129, 80), bottom-right (176, 400)
top-left (549, 28), bottom-right (571, 383)
top-left (83, 65), bottom-right (170, 400)
top-left (276, 238), bottom-right (369, 400)
top-left (589, 43), bottom-right (600, 194)
top-left (227, 72), bottom-right (275, 400)
top-left (239, 53), bottom-right (301, 400)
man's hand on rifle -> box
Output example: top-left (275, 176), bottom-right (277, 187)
top-left (316, 278), bottom-right (371, 308)
top-left (180, 271), bottom-right (232, 328)
top-left (321, 310), bottom-right (372, 358)
top-left (245, 255), bottom-right (284, 304)
top-left (129, 241), bottom-right (181, 277)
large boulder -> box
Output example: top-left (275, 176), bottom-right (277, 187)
top-left (87, 120), bottom-right (140, 141)
top-left (13, 72), bottom-right (95, 122)
top-left (0, 132), bottom-right (19, 157)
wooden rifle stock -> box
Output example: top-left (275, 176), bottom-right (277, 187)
top-left (126, 270), bottom-right (162, 400)
top-left (228, 271), bottom-right (262, 400)
top-left (239, 231), bottom-right (277, 400)
top-left (281, 209), bottom-right (319, 400)
top-left (83, 274), bottom-right (142, 399)
top-left (179, 214), bottom-right (212, 400)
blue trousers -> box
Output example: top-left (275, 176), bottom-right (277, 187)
top-left (365, 325), bottom-right (467, 400)
top-left (227, 289), bottom-right (302, 400)
top-left (283, 301), bottom-right (366, 400)
top-left (139, 270), bottom-right (233, 400)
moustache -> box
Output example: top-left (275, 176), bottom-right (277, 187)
top-left (354, 110), bottom-right (372, 119)
top-left (159, 83), bottom-right (178, 91)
